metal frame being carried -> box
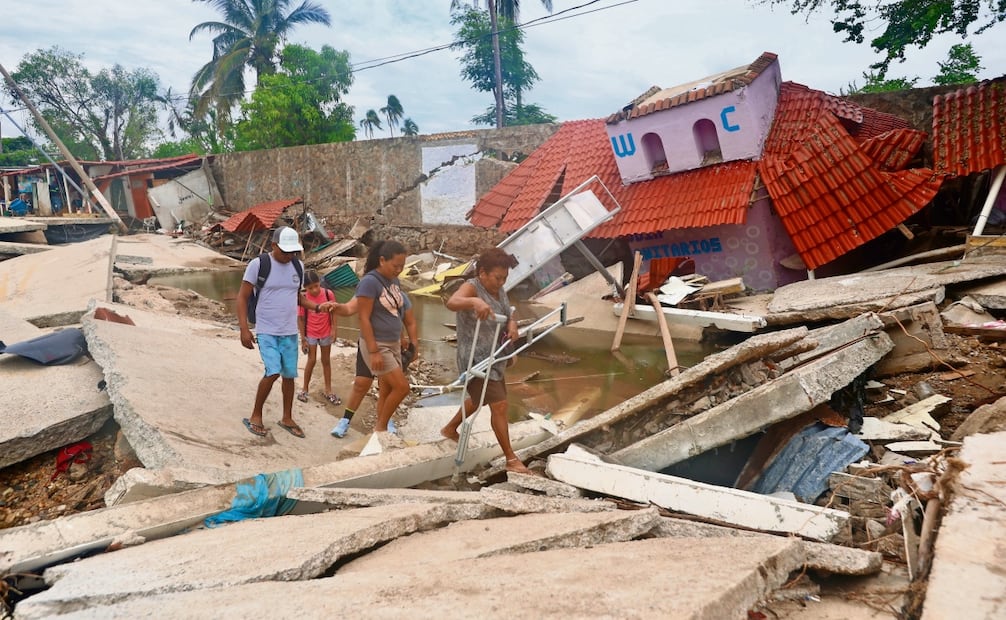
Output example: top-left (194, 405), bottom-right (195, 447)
top-left (451, 303), bottom-right (570, 474)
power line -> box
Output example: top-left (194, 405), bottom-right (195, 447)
top-left (170, 0), bottom-right (638, 106)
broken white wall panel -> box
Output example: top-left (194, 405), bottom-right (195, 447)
top-left (481, 326), bottom-right (811, 480)
top-left (612, 301), bottom-right (767, 332)
top-left (612, 325), bottom-right (894, 472)
top-left (546, 452), bottom-right (848, 541)
top-left (885, 394), bottom-right (950, 428)
top-left (857, 416), bottom-right (935, 442)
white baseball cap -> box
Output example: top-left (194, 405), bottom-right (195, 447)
top-left (272, 226), bottom-right (303, 252)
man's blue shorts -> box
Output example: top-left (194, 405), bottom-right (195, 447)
top-left (257, 334), bottom-right (299, 379)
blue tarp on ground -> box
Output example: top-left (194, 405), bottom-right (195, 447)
top-left (204, 469), bottom-right (304, 527)
top-left (751, 422), bottom-right (870, 503)
top-left (0, 328), bottom-right (88, 365)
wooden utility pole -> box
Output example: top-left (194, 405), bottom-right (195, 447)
top-left (0, 62), bottom-right (127, 233)
top-left (488, 0), bottom-right (504, 128)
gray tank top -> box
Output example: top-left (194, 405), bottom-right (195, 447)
top-left (455, 278), bottom-right (510, 381)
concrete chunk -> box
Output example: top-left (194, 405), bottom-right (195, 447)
top-left (0, 485), bottom-right (235, 574)
top-left (613, 320), bottom-right (893, 471)
top-left (339, 507), bottom-right (662, 574)
top-left (286, 486), bottom-right (484, 507)
top-left (548, 451), bottom-right (849, 541)
top-left (506, 471), bottom-right (585, 497)
top-left (649, 516), bottom-right (882, 575)
top-left (0, 310), bottom-right (112, 469)
top-left (34, 537), bottom-right (805, 620)
top-left (479, 487), bottom-right (614, 514)
top-left (482, 326), bottom-right (811, 480)
top-left (16, 503), bottom-right (460, 619)
top-left (0, 235), bottom-right (114, 327)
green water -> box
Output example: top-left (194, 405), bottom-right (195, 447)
top-left (149, 270), bottom-right (711, 421)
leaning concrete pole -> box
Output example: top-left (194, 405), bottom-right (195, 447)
top-left (0, 62), bottom-right (128, 234)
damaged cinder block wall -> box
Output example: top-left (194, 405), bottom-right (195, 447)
top-left (208, 125), bottom-right (559, 256)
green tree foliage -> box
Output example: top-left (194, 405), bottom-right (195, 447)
top-left (451, 6), bottom-right (553, 127)
top-left (471, 101), bottom-right (556, 126)
top-left (765, 1), bottom-right (1004, 76)
top-left (359, 109), bottom-right (383, 139)
top-left (232, 44), bottom-right (355, 151)
top-left (189, 0), bottom-right (332, 129)
top-left (0, 136), bottom-right (41, 167)
top-left (934, 42), bottom-right (984, 84)
top-left (843, 70), bottom-right (919, 94)
top-left (6, 47), bottom-right (162, 160)
top-left (380, 95), bottom-right (404, 137)
top-left (401, 118), bottom-right (420, 136)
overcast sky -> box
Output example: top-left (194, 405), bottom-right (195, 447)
top-left (2, 0), bottom-right (1004, 146)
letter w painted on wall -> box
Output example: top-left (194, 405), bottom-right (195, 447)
top-left (611, 134), bottom-right (636, 157)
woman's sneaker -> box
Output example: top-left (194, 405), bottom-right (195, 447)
top-left (330, 417), bottom-right (350, 438)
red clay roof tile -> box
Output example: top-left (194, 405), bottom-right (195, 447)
top-left (760, 83), bottom-right (942, 270)
top-left (932, 77), bottom-right (1006, 177)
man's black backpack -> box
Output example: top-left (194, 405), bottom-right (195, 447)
top-left (246, 253), bottom-right (304, 325)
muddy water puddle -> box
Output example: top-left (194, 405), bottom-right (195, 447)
top-left (149, 270), bottom-right (714, 422)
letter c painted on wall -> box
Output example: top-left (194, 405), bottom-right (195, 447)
top-left (720, 106), bottom-right (740, 132)
top-left (611, 134), bottom-right (636, 157)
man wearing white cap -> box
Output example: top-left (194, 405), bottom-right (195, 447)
top-left (236, 226), bottom-right (330, 438)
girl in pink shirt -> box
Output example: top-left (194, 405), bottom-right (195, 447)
top-left (297, 270), bottom-right (341, 405)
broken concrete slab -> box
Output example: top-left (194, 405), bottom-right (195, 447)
top-left (875, 301), bottom-right (957, 376)
top-left (0, 310), bottom-right (112, 469)
top-left (35, 536), bottom-right (804, 620)
top-left (613, 316), bottom-right (893, 471)
top-left (959, 277), bottom-right (1006, 310)
top-left (769, 256), bottom-right (1006, 314)
top-left (885, 394), bottom-right (949, 431)
top-left (0, 217), bottom-right (47, 234)
top-left (112, 233), bottom-right (243, 281)
top-left (0, 235), bottom-right (113, 327)
top-left (0, 484), bottom-right (235, 574)
top-left (857, 417), bottom-right (935, 442)
top-left (482, 326), bottom-right (811, 480)
top-left (338, 507), bottom-right (662, 574)
top-left (951, 394), bottom-right (1006, 440)
top-left (547, 451), bottom-right (849, 541)
top-left (15, 503), bottom-right (465, 620)
top-left (400, 402), bottom-right (492, 445)
top-left (0, 240), bottom-right (52, 256)
top-left (648, 516), bottom-right (883, 576)
top-left (479, 486), bottom-right (614, 514)
top-left (80, 306), bottom-right (348, 477)
top-left (506, 470), bottom-right (585, 498)
top-left (286, 486), bottom-right (484, 508)
top-left (923, 431), bottom-right (1006, 620)
top-left (103, 466), bottom-right (240, 507)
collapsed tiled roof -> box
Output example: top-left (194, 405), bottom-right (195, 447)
top-left (759, 83), bottom-right (941, 270)
top-left (606, 52), bottom-right (778, 124)
top-left (932, 77), bottom-right (1006, 177)
top-left (467, 119), bottom-right (756, 237)
top-left (214, 198), bottom-right (302, 233)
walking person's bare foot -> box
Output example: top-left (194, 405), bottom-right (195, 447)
top-left (505, 457), bottom-right (536, 476)
top-left (440, 427), bottom-right (459, 442)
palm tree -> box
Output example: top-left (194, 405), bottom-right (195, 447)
top-left (189, 0), bottom-right (331, 124)
top-left (401, 118), bottom-right (419, 136)
top-left (449, 0), bottom-right (552, 128)
top-left (380, 95), bottom-right (404, 138)
top-left (359, 109), bottom-right (383, 139)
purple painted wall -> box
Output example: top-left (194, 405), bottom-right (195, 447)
top-left (606, 60), bottom-right (782, 184)
top-left (626, 198), bottom-right (802, 292)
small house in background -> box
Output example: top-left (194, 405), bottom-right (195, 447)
top-left (0, 154), bottom-right (218, 230)
top-left (468, 52), bottom-right (943, 292)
